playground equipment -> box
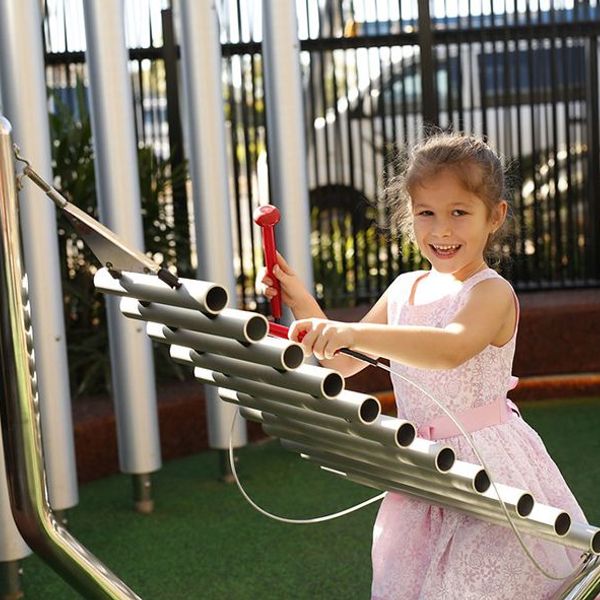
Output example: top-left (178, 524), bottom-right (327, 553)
top-left (0, 118), bottom-right (140, 599)
top-left (2, 120), bottom-right (600, 598)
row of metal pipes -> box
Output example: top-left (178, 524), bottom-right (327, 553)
top-left (0, 0), bottom-right (313, 578)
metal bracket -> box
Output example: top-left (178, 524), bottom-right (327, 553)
top-left (13, 145), bottom-right (180, 286)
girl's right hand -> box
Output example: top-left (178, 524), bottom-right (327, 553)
top-left (258, 252), bottom-right (315, 313)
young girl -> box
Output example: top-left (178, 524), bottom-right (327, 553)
top-left (261, 133), bottom-right (588, 599)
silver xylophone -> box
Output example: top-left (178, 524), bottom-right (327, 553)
top-left (96, 266), bottom-right (600, 600)
top-left (2, 120), bottom-right (598, 597)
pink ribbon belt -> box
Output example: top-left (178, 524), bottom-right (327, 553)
top-left (418, 398), bottom-right (520, 441)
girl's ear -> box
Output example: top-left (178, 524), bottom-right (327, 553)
top-left (491, 200), bottom-right (508, 232)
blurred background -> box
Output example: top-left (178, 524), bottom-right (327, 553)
top-left (41, 0), bottom-right (600, 397)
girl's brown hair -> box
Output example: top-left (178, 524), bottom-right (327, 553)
top-left (386, 132), bottom-right (513, 266)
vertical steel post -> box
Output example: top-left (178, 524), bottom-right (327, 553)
top-left (0, 116), bottom-right (140, 600)
top-left (82, 0), bottom-right (161, 511)
top-left (161, 7), bottom-right (191, 276)
top-left (177, 0), bottom-right (247, 458)
top-left (417, 0), bottom-right (439, 128)
top-left (0, 429), bottom-right (29, 599)
top-left (261, 0), bottom-right (314, 301)
top-left (585, 36), bottom-right (600, 281)
top-left (0, 0), bottom-right (78, 514)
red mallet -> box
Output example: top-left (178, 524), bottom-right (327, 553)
top-left (253, 204), bottom-right (282, 319)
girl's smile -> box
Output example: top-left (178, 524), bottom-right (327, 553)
top-left (429, 243), bottom-right (461, 258)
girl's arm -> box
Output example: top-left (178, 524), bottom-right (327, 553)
top-left (261, 253), bottom-right (388, 377)
top-left (290, 278), bottom-right (516, 370)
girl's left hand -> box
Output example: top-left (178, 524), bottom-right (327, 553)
top-left (289, 318), bottom-right (356, 360)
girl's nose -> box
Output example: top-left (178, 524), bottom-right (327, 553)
top-left (432, 217), bottom-right (452, 236)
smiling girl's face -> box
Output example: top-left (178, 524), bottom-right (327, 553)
top-left (411, 169), bottom-right (507, 281)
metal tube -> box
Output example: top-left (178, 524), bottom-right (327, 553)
top-left (0, 117), bottom-right (140, 598)
top-left (195, 367), bottom-right (376, 423)
top-left (262, 0), bottom-right (314, 295)
top-left (274, 426), bottom-right (486, 495)
top-left (263, 418), bottom-right (448, 472)
top-left (263, 418), bottom-right (455, 473)
top-left (553, 555), bottom-right (600, 600)
top-left (338, 470), bottom-right (575, 548)
top-left (82, 0), bottom-right (161, 482)
top-left (177, 0), bottom-right (246, 451)
top-left (95, 268), bottom-right (228, 314)
top-left (0, 560), bottom-right (23, 599)
top-left (218, 387), bottom-right (379, 437)
top-left (238, 389), bottom-right (598, 560)
top-left (173, 346), bottom-right (345, 399)
top-left (239, 407), bottom-right (264, 424)
top-left (217, 387), bottom-right (412, 446)
top-left (121, 298), bottom-right (268, 343)
top-left (561, 522), bottom-right (600, 556)
top-left (147, 322), bottom-right (304, 371)
top-left (293, 443), bottom-right (533, 521)
top-left (292, 438), bottom-right (490, 493)
top-left (303, 448), bottom-right (522, 520)
top-left (0, 429), bottom-right (29, 564)
top-left (0, 0), bottom-right (78, 512)
top-left (365, 466), bottom-right (595, 560)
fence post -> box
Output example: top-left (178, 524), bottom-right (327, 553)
top-left (417, 0), bottom-right (439, 128)
top-left (161, 7), bottom-right (191, 276)
top-left (585, 36), bottom-right (600, 282)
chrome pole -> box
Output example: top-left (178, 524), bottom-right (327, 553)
top-left (82, 0), bottom-right (161, 509)
top-left (0, 0), bottom-right (78, 517)
top-left (0, 116), bottom-right (140, 598)
top-left (178, 0), bottom-right (247, 459)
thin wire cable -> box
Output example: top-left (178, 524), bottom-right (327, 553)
top-left (375, 361), bottom-right (583, 581)
top-left (228, 355), bottom-right (588, 580)
top-left (228, 410), bottom-right (387, 524)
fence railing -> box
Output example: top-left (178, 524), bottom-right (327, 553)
top-left (43, 0), bottom-right (600, 313)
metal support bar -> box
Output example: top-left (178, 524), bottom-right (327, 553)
top-left (176, 0), bottom-right (247, 454)
top-left (82, 0), bottom-right (161, 504)
top-left (261, 0), bottom-right (314, 302)
top-left (0, 0), bottom-right (78, 513)
top-left (0, 116), bottom-right (140, 599)
top-left (0, 561), bottom-right (23, 600)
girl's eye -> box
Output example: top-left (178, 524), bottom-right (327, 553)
top-left (452, 209), bottom-right (468, 216)
top-left (416, 210), bottom-right (433, 216)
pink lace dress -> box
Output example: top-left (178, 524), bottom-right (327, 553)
top-left (371, 269), bottom-right (588, 600)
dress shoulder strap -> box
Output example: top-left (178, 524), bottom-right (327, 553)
top-left (388, 270), bottom-right (427, 300)
top-left (460, 267), bottom-right (502, 293)
top-left (458, 268), bottom-right (521, 332)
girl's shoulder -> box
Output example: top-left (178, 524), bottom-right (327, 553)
top-left (457, 268), bottom-right (518, 316)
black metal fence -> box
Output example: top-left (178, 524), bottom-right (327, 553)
top-left (43, 0), bottom-right (600, 312)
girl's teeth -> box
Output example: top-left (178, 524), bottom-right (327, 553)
top-left (431, 244), bottom-right (460, 256)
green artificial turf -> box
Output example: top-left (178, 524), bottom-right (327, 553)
top-left (18, 396), bottom-right (600, 599)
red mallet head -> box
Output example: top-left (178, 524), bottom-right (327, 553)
top-left (253, 204), bottom-right (281, 227)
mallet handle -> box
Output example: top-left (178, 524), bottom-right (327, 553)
top-left (254, 205), bottom-right (282, 319)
